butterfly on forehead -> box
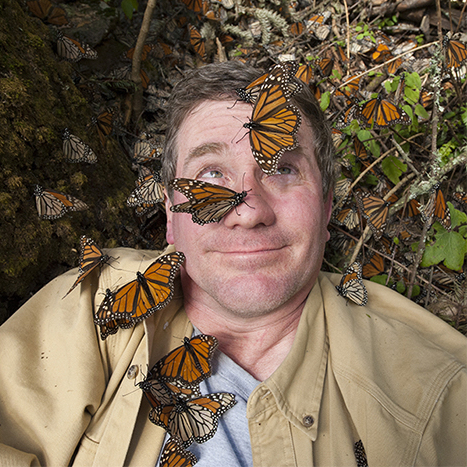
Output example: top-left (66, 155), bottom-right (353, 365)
top-left (242, 66), bottom-right (302, 175)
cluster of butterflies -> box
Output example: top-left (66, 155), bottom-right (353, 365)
top-left (34, 109), bottom-right (114, 220)
top-left (137, 334), bottom-right (236, 466)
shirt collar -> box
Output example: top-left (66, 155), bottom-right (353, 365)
top-left (251, 275), bottom-right (328, 441)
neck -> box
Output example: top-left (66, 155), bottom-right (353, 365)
top-left (184, 295), bottom-right (305, 381)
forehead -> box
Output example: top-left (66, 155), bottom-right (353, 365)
top-left (175, 99), bottom-right (318, 170)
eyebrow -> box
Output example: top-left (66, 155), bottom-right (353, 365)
top-left (182, 142), bottom-right (229, 172)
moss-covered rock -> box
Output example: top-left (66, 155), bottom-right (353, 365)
top-left (0, 0), bottom-right (136, 322)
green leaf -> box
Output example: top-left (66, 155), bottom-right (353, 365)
top-left (405, 72), bottom-right (421, 89)
top-left (381, 155), bottom-right (407, 184)
top-left (320, 91), bottom-right (330, 111)
top-left (121, 0), bottom-right (138, 19)
top-left (414, 103), bottom-right (429, 119)
top-left (421, 229), bottom-right (467, 270)
top-left (449, 202), bottom-right (467, 228)
top-left (404, 88), bottom-right (419, 105)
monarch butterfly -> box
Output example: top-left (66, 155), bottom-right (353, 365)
top-left (27, 0), bottom-right (68, 25)
top-left (188, 25), bottom-right (206, 61)
top-left (111, 65), bottom-right (150, 89)
top-left (243, 70), bottom-right (302, 174)
top-left (333, 204), bottom-right (359, 230)
top-left (132, 139), bottom-right (161, 162)
top-left (315, 57), bottom-right (334, 78)
top-left (34, 185), bottom-right (88, 220)
top-left (127, 173), bottom-right (164, 207)
top-left (331, 128), bottom-right (345, 149)
top-left (334, 178), bottom-right (352, 206)
top-left (335, 97), bottom-right (359, 129)
top-left (362, 252), bottom-right (385, 278)
top-left (420, 88), bottom-right (434, 109)
top-left (148, 392), bottom-right (236, 447)
top-left (453, 191), bottom-right (467, 207)
top-left (160, 437), bottom-right (198, 467)
top-left (334, 75), bottom-right (363, 99)
top-left (139, 374), bottom-right (201, 407)
top-left (94, 289), bottom-right (134, 340)
top-left (62, 129), bottom-right (97, 164)
top-left (405, 198), bottom-right (421, 218)
top-left (420, 184), bottom-right (451, 230)
top-left (306, 13), bottom-right (331, 41)
top-left (56, 32), bottom-right (98, 62)
top-left (64, 236), bottom-right (111, 298)
top-left (169, 178), bottom-right (249, 225)
top-left (198, 0), bottom-right (220, 21)
top-left (236, 61), bottom-right (301, 104)
top-left (181, 0), bottom-right (202, 12)
top-left (335, 262), bottom-right (368, 306)
top-left (295, 63), bottom-right (314, 85)
top-left (353, 136), bottom-right (369, 161)
top-left (356, 95), bottom-right (410, 128)
top-left (93, 251), bottom-right (185, 324)
top-left (372, 43), bottom-right (392, 63)
top-left (92, 109), bottom-right (114, 149)
top-left (154, 334), bottom-right (219, 385)
top-left (126, 44), bottom-right (155, 61)
top-left (357, 193), bottom-right (395, 240)
top-left (443, 36), bottom-right (467, 69)
top-left (289, 22), bottom-right (304, 36)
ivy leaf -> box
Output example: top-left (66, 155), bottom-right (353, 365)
top-left (381, 155), bottom-right (407, 184)
top-left (421, 228), bottom-right (467, 270)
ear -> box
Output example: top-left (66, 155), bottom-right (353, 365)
top-left (324, 190), bottom-right (333, 242)
top-left (165, 190), bottom-right (175, 245)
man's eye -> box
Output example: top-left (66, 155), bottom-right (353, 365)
top-left (275, 166), bottom-right (292, 175)
top-left (200, 170), bottom-right (223, 179)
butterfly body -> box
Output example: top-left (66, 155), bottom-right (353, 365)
top-left (170, 178), bottom-right (248, 225)
top-left (94, 251), bottom-right (185, 326)
top-left (336, 262), bottom-right (368, 306)
top-left (149, 392), bottom-right (236, 447)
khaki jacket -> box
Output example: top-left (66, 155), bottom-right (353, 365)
top-left (0, 246), bottom-right (466, 466)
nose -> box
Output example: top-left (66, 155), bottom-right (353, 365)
top-left (223, 172), bottom-right (276, 229)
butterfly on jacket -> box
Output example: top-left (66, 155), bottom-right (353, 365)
top-left (93, 251), bottom-right (185, 325)
top-left (169, 178), bottom-right (249, 225)
top-left (64, 236), bottom-right (111, 298)
top-left (160, 437), bottom-right (198, 467)
top-left (62, 128), bottom-right (97, 164)
top-left (56, 31), bottom-right (97, 62)
top-left (335, 262), bottom-right (368, 306)
top-left (149, 392), bottom-right (236, 447)
top-left (243, 68), bottom-right (302, 174)
top-left (34, 185), bottom-right (88, 220)
top-left (154, 334), bottom-right (219, 386)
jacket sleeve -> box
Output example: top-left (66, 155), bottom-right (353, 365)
top-left (0, 268), bottom-right (107, 466)
top-left (416, 367), bottom-right (467, 467)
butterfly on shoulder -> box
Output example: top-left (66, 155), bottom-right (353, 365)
top-left (242, 67), bottom-right (302, 174)
top-left (62, 128), bottom-right (97, 164)
top-left (34, 185), bottom-right (88, 220)
top-left (169, 178), bottom-right (250, 225)
top-left (93, 251), bottom-right (185, 325)
top-left (64, 235), bottom-right (111, 298)
top-left (148, 391), bottom-right (236, 447)
top-left (335, 262), bottom-right (368, 306)
top-left (160, 437), bottom-right (198, 467)
top-left (154, 334), bottom-right (219, 386)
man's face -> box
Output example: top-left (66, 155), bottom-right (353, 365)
top-left (165, 100), bottom-right (332, 319)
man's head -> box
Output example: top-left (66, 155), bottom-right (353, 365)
top-left (162, 61), bottom-right (336, 319)
top-left (162, 61), bottom-right (336, 200)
